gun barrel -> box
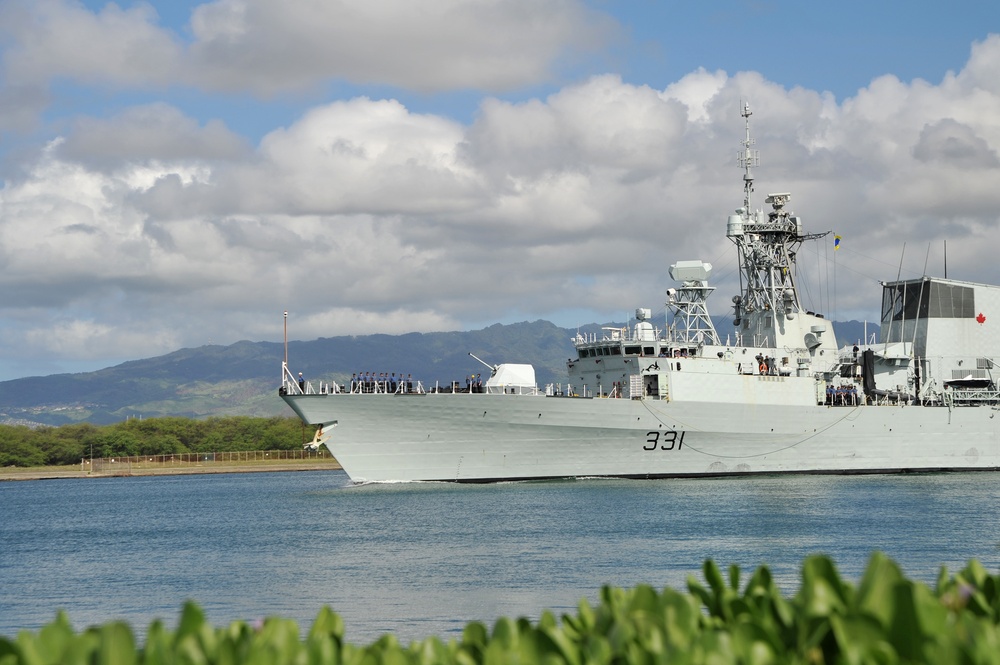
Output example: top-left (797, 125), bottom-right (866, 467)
top-left (468, 352), bottom-right (497, 371)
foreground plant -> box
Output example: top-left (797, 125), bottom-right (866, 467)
top-left (4, 553), bottom-right (1000, 664)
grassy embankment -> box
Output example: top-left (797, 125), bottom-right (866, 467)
top-left (0, 416), bottom-right (342, 480)
top-left (0, 454), bottom-right (341, 482)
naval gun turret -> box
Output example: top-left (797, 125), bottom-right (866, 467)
top-left (469, 352), bottom-right (536, 391)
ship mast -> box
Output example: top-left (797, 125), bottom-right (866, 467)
top-left (740, 102), bottom-right (757, 214)
top-left (727, 103), bottom-right (826, 338)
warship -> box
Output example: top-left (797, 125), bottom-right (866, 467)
top-left (280, 105), bottom-right (1000, 483)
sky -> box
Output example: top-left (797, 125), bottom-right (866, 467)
top-left (1, 0), bottom-right (999, 381)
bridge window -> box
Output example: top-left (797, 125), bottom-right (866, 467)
top-left (927, 282), bottom-right (975, 317)
top-left (881, 280), bottom-right (974, 322)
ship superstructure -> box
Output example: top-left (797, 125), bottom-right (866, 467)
top-left (567, 103), bottom-right (840, 406)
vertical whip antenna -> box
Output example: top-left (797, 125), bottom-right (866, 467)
top-left (738, 102), bottom-right (759, 212)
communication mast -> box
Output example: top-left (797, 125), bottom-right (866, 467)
top-left (726, 103), bottom-right (827, 333)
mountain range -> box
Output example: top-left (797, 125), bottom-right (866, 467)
top-left (0, 319), bottom-right (876, 427)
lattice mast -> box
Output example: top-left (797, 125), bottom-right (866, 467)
top-left (727, 103), bottom-right (825, 328)
top-left (666, 261), bottom-right (721, 346)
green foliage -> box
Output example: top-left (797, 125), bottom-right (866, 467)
top-left (5, 554), bottom-right (1000, 664)
top-left (0, 429), bottom-right (46, 467)
top-left (32, 425), bottom-right (89, 465)
top-left (0, 417), bottom-right (306, 467)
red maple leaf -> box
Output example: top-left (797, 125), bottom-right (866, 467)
top-left (977, 312), bottom-right (986, 324)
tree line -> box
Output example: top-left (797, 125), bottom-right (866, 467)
top-left (0, 416), bottom-right (312, 467)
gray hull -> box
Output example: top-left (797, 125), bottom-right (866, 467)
top-left (282, 392), bottom-right (1000, 482)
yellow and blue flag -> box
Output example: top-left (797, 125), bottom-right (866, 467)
top-left (834, 234), bottom-right (842, 250)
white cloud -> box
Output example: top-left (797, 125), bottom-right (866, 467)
top-left (0, 83), bottom-right (50, 133)
top-left (0, 0), bottom-right (614, 96)
top-left (22, 318), bottom-right (181, 362)
top-left (253, 98), bottom-right (482, 213)
top-left (2, 30), bottom-right (1000, 378)
top-left (186, 0), bottom-right (614, 94)
top-left (468, 75), bottom-right (688, 181)
top-left (662, 68), bottom-right (728, 123)
top-left (290, 307), bottom-right (460, 341)
top-left (957, 34), bottom-right (1000, 96)
top-left (1, 0), bottom-right (182, 88)
top-left (56, 103), bottom-right (251, 169)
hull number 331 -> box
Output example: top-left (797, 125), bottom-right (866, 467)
top-left (644, 431), bottom-right (685, 451)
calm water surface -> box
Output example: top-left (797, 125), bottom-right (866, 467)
top-left (2, 470), bottom-right (999, 642)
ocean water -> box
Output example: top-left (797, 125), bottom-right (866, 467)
top-left (2, 469), bottom-right (1000, 642)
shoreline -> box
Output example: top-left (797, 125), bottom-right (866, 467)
top-left (0, 458), bottom-right (342, 482)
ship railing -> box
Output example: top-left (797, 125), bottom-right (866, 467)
top-left (396, 380), bottom-right (424, 394)
top-left (573, 328), bottom-right (666, 345)
top-left (838, 350), bottom-right (861, 364)
top-left (421, 381), bottom-right (539, 395)
top-left (482, 384), bottom-right (541, 396)
top-left (349, 379), bottom-right (425, 394)
top-left (826, 388), bottom-right (862, 406)
top-left (281, 364), bottom-right (427, 396)
top-left (281, 363), bottom-right (341, 395)
top-left (595, 384), bottom-right (625, 398)
top-left (859, 388), bottom-right (1000, 407)
top-left (281, 362), bottom-right (309, 395)
top-left (865, 391), bottom-right (911, 406)
top-left (576, 383), bottom-right (624, 398)
top-left (949, 389), bottom-right (1000, 404)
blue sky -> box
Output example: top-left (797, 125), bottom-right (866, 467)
top-left (0, 0), bottom-right (998, 381)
